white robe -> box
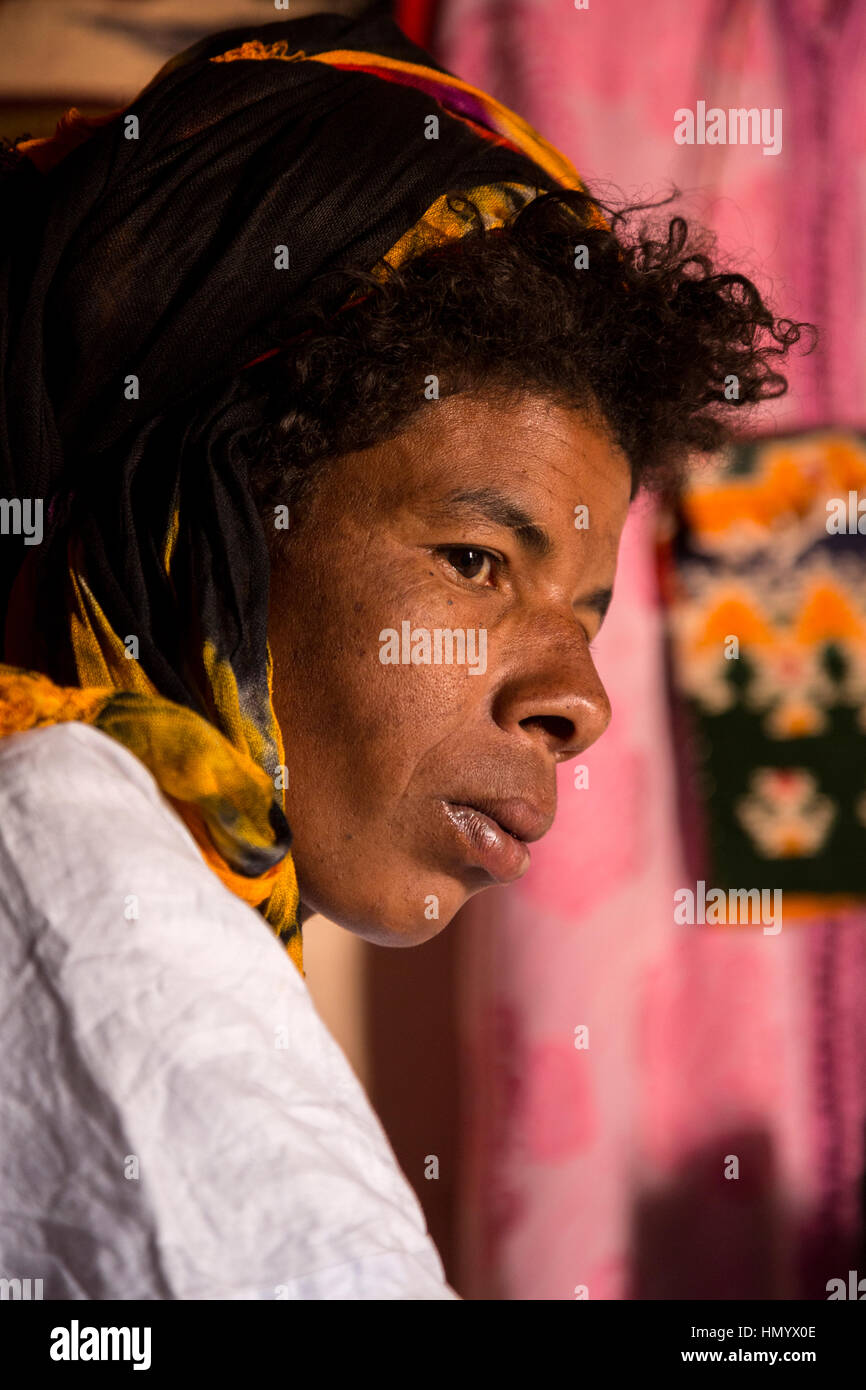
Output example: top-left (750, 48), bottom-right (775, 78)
top-left (0, 721), bottom-right (458, 1300)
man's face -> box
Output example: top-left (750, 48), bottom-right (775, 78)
top-left (267, 391), bottom-right (632, 944)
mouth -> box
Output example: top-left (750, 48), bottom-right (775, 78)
top-left (439, 796), bottom-right (552, 885)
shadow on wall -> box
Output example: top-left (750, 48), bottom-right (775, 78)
top-left (363, 922), bottom-right (461, 1288)
top-left (629, 1128), bottom-right (861, 1300)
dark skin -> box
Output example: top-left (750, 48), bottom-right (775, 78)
top-left (267, 391), bottom-right (632, 946)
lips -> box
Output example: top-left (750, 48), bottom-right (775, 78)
top-left (460, 796), bottom-right (554, 845)
top-left (439, 795), bottom-right (553, 885)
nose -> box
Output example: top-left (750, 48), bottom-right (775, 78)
top-left (491, 612), bottom-right (612, 762)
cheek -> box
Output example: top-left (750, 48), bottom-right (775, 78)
top-left (292, 635), bottom-right (476, 792)
top-left (271, 531), bottom-right (494, 831)
top-left (269, 557), bottom-right (433, 797)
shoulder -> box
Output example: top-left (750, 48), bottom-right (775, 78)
top-left (0, 717), bottom-right (169, 799)
top-left (0, 719), bottom-right (204, 892)
top-left (0, 722), bottom-right (456, 1300)
top-left (0, 718), bottom-right (277, 971)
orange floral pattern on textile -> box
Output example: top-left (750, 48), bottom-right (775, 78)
top-left (662, 430), bottom-right (866, 908)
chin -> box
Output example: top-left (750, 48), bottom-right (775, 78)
top-left (341, 909), bottom-right (452, 949)
top-left (362, 921), bottom-right (448, 948)
top-left (311, 877), bottom-right (470, 947)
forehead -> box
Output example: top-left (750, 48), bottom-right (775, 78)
top-left (357, 391), bottom-right (633, 535)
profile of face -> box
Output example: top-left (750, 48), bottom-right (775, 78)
top-left (267, 392), bottom-right (632, 945)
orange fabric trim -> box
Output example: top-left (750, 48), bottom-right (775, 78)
top-left (16, 107), bottom-right (125, 174)
top-left (211, 40), bottom-right (307, 64)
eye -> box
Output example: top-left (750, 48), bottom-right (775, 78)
top-left (437, 546), bottom-right (499, 586)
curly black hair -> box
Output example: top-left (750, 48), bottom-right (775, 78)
top-left (244, 186), bottom-right (814, 540)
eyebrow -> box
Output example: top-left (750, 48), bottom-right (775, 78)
top-left (425, 486), bottom-right (552, 557)
top-left (421, 486), bottom-right (615, 623)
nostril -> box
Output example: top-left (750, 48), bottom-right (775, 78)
top-left (519, 714), bottom-right (574, 743)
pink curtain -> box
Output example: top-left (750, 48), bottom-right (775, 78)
top-left (434, 0), bottom-right (866, 1299)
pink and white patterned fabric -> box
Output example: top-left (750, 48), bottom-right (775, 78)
top-left (434, 0), bottom-right (866, 1299)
